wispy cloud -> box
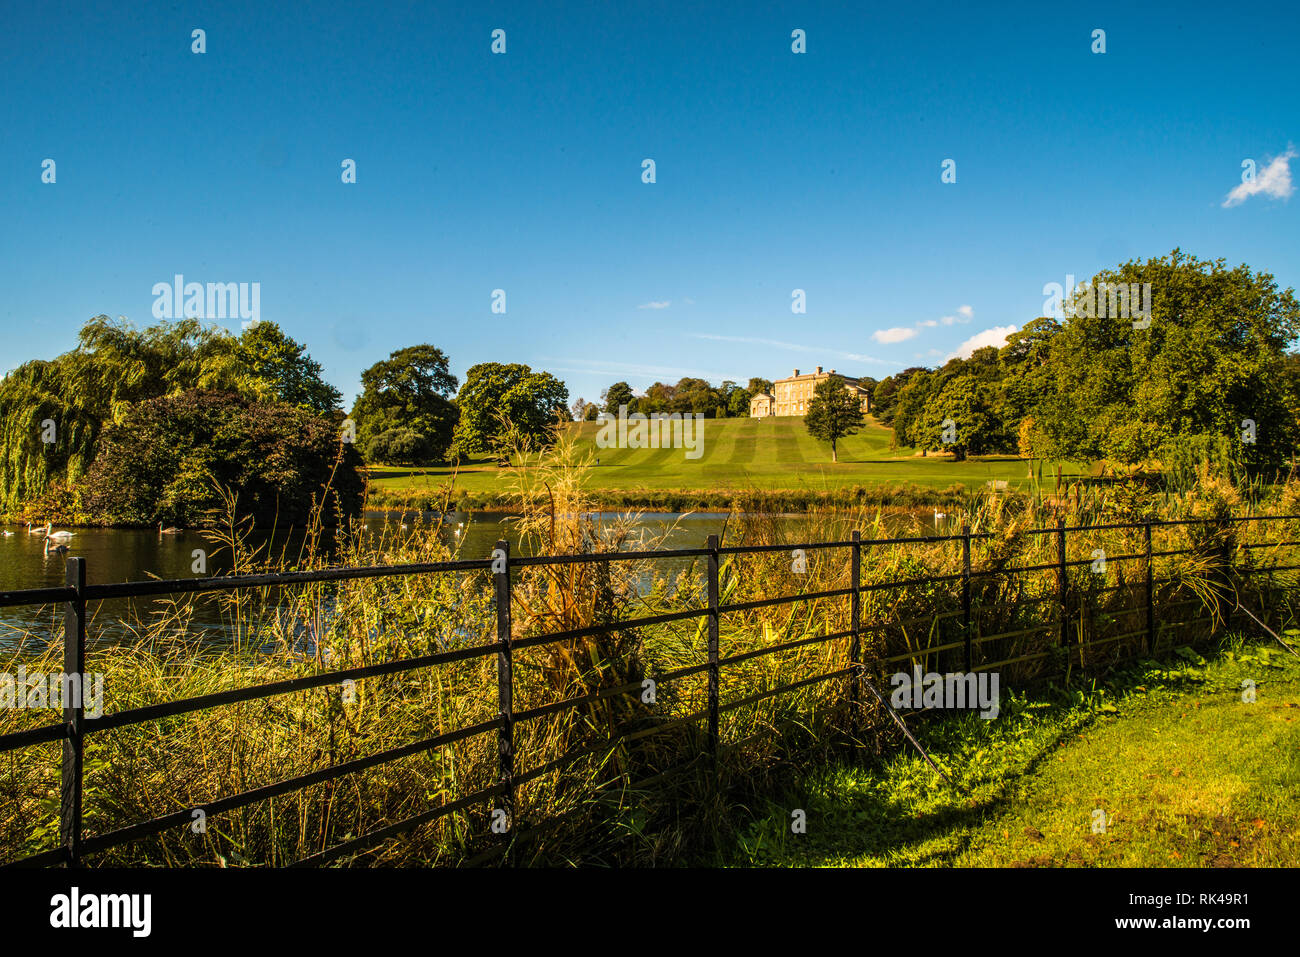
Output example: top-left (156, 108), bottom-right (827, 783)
top-left (688, 333), bottom-right (888, 364)
top-left (540, 356), bottom-right (742, 383)
top-left (637, 300), bottom-right (672, 309)
top-left (1223, 147), bottom-right (1297, 207)
top-left (948, 325), bottom-right (1017, 360)
top-left (874, 304), bottom-right (973, 342)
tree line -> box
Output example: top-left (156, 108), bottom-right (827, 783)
top-left (0, 318), bottom-right (572, 524)
top-left (3, 249), bottom-right (1296, 524)
top-left (873, 251), bottom-right (1300, 471)
top-left (572, 376), bottom-right (791, 421)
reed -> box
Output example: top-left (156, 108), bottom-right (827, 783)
top-left (1, 446), bottom-right (1296, 866)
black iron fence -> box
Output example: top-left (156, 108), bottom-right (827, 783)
top-left (1, 513), bottom-right (1298, 867)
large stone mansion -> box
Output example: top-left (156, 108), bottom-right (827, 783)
top-left (749, 367), bottom-right (872, 418)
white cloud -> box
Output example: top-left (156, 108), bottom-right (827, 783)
top-left (948, 325), bottom-right (1018, 360)
top-left (957, 304), bottom-right (974, 318)
top-left (1222, 148), bottom-right (1297, 207)
top-left (637, 300), bottom-right (672, 309)
top-left (872, 326), bottom-right (917, 344)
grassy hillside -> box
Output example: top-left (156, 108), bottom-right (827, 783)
top-left (368, 416), bottom-right (1086, 509)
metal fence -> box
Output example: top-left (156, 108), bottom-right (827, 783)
top-left (1, 513), bottom-right (1297, 868)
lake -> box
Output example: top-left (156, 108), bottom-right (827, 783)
top-left (0, 509), bottom-right (950, 652)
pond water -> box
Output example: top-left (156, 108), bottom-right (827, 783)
top-left (0, 509), bottom-right (950, 653)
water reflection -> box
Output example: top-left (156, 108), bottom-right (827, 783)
top-left (0, 510), bottom-right (948, 653)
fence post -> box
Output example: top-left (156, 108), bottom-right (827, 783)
top-left (1056, 519), bottom-right (1069, 649)
top-left (706, 534), bottom-right (720, 776)
top-left (493, 540), bottom-right (514, 860)
top-left (961, 524), bottom-right (972, 673)
top-left (61, 557), bottom-right (86, 868)
top-left (1144, 522), bottom-right (1154, 653)
top-left (849, 530), bottom-right (861, 736)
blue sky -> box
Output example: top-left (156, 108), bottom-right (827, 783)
top-left (2, 0), bottom-right (1297, 407)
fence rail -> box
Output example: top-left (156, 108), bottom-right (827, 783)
top-left (1, 512), bottom-right (1298, 867)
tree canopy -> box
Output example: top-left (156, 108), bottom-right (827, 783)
top-left (883, 251), bottom-right (1300, 472)
top-left (351, 345), bottom-right (459, 465)
top-left (0, 315), bottom-right (345, 520)
top-left (234, 321), bottom-right (343, 413)
top-left (803, 374), bottom-right (866, 462)
top-left (449, 363), bottom-right (569, 460)
top-left (84, 390), bottom-right (363, 527)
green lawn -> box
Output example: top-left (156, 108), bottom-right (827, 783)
top-left (368, 416), bottom-right (1085, 503)
top-left (730, 637), bottom-right (1300, 867)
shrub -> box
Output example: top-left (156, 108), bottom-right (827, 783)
top-left (366, 427), bottom-right (434, 465)
top-left (84, 389), bottom-right (364, 527)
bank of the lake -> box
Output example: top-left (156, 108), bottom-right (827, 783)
top-left (0, 509), bottom-right (953, 650)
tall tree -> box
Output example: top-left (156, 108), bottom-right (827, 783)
top-left (449, 363), bottom-right (569, 460)
top-left (351, 345), bottom-right (459, 465)
top-left (1035, 250), bottom-right (1300, 469)
top-left (803, 375), bottom-right (865, 462)
top-left (84, 389), bottom-right (363, 527)
top-left (601, 381), bottom-right (635, 413)
top-left (1, 315), bottom-right (269, 515)
top-left (234, 322), bottom-right (342, 413)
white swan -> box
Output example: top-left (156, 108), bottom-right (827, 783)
top-left (45, 523), bottom-right (74, 542)
top-left (27, 521), bottom-right (47, 536)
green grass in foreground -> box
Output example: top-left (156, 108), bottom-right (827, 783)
top-left (367, 416), bottom-right (1086, 504)
top-left (730, 635), bottom-right (1300, 867)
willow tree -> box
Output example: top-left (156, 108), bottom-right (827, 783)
top-left (0, 359), bottom-right (100, 516)
top-left (0, 315), bottom-right (338, 518)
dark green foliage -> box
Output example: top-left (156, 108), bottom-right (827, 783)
top-left (84, 390), bottom-right (364, 527)
top-left (803, 374), bottom-right (866, 462)
top-left (895, 348), bottom-right (1016, 460)
top-left (883, 251), bottom-right (1300, 472)
top-left (727, 387), bottom-right (753, 418)
top-left (351, 345), bottom-right (459, 465)
top-left (234, 322), bottom-right (343, 413)
top-left (1034, 250), bottom-right (1300, 470)
top-left (1, 315), bottom-right (343, 517)
top-left (449, 362), bottom-right (568, 459)
top-left (601, 381), bottom-right (635, 413)
top-left (872, 367), bottom-right (926, 425)
top-left (366, 427), bottom-right (435, 466)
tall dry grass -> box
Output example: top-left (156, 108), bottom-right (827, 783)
top-left (1, 442), bottom-right (1297, 865)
